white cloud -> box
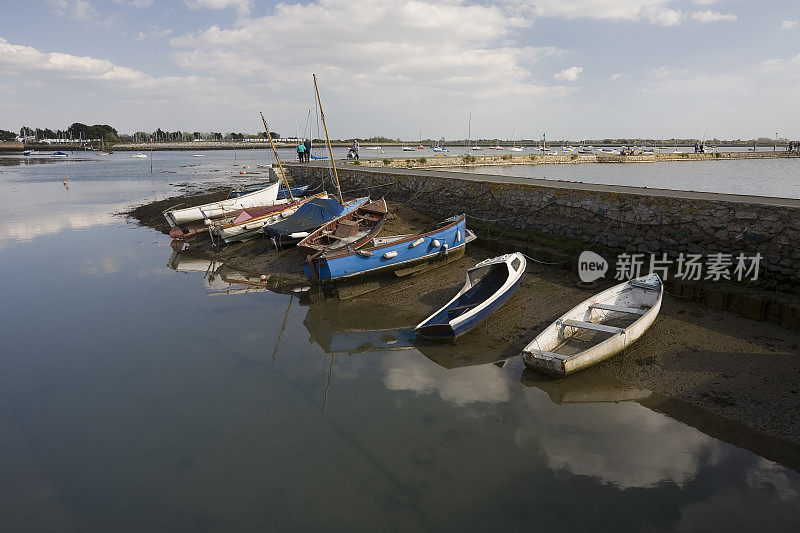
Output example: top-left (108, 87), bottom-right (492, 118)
top-left (508, 0), bottom-right (683, 26)
top-left (756, 53), bottom-right (800, 78)
top-left (781, 20), bottom-right (797, 30)
top-left (47, 0), bottom-right (101, 21)
top-left (136, 26), bottom-right (172, 41)
top-left (693, 0), bottom-right (719, 4)
top-left (169, 1), bottom-right (571, 103)
top-left (114, 0), bottom-right (154, 6)
top-left (692, 10), bottom-right (737, 23)
top-left (0, 37), bottom-right (209, 92)
top-left (553, 66), bottom-right (583, 81)
top-left (183, 0), bottom-right (250, 15)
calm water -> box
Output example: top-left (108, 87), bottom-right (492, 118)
top-left (453, 157), bottom-right (800, 198)
top-left (1, 152), bottom-right (799, 531)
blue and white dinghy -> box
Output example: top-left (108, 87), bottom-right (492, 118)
top-left (522, 274), bottom-right (663, 377)
top-left (414, 253), bottom-right (526, 340)
top-left (303, 214), bottom-right (475, 282)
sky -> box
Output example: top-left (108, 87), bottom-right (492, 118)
top-left (0, 0), bottom-right (798, 140)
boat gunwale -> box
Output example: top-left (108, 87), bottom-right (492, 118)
top-left (297, 198), bottom-right (389, 257)
top-left (218, 192), bottom-right (328, 232)
top-left (415, 252), bottom-right (526, 334)
top-left (522, 274), bottom-right (663, 376)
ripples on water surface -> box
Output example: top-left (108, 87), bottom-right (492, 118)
top-left (1, 151), bottom-right (799, 531)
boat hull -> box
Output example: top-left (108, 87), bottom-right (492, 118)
top-left (522, 274), bottom-right (663, 377)
top-left (164, 182), bottom-right (281, 226)
top-left (304, 216), bottom-right (467, 282)
top-left (213, 193), bottom-right (328, 244)
top-left (414, 252), bottom-right (526, 340)
top-left (265, 197), bottom-right (369, 246)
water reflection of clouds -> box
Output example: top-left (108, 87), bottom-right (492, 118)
top-left (517, 392), bottom-right (724, 489)
top-left (80, 249), bottom-right (138, 276)
top-left (382, 353), bottom-right (510, 406)
top-left (676, 458), bottom-right (800, 531)
top-left (0, 207), bottom-right (124, 250)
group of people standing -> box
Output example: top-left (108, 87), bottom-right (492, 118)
top-left (296, 139), bottom-right (312, 162)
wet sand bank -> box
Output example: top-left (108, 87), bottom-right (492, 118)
top-left (126, 189), bottom-right (800, 453)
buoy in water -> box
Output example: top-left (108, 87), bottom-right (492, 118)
top-left (239, 170), bottom-right (245, 174)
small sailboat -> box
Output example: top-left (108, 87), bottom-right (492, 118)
top-left (191, 154), bottom-right (205, 157)
top-left (131, 153), bottom-right (148, 158)
top-left (522, 274), bottom-right (663, 377)
top-left (52, 151), bottom-right (68, 158)
top-left (414, 253), bottom-right (526, 340)
top-left (401, 146), bottom-right (416, 151)
top-left (303, 214), bottom-right (474, 282)
top-left (297, 198), bottom-right (389, 257)
top-left (212, 192), bottom-right (329, 244)
top-left (164, 182), bottom-right (281, 227)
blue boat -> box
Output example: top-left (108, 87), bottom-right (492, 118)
top-left (265, 197), bottom-right (369, 247)
top-left (414, 253), bottom-right (526, 340)
top-left (303, 214), bottom-right (473, 281)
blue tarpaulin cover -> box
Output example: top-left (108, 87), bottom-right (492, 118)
top-left (265, 198), bottom-right (346, 239)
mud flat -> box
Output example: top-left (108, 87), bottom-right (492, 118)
top-left (126, 189), bottom-right (800, 458)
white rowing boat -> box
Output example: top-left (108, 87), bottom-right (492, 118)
top-left (522, 274), bottom-right (663, 377)
top-left (163, 182), bottom-right (281, 226)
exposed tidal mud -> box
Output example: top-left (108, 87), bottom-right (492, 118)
top-left (127, 190), bottom-right (800, 452)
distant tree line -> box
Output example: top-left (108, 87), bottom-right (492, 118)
top-left (17, 123), bottom-right (119, 142)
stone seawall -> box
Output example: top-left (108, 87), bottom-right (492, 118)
top-left (287, 164), bottom-right (800, 283)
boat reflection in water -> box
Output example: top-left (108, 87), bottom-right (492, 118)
top-left (520, 369), bottom-right (651, 405)
top-left (302, 300), bottom-right (418, 355)
top-left (166, 250), bottom-right (310, 296)
top-left (302, 298), bottom-right (516, 369)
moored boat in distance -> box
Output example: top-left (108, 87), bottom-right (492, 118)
top-left (414, 252), bottom-right (526, 340)
top-left (131, 153), bottom-right (148, 158)
top-left (297, 198), bottom-right (388, 257)
top-left (522, 274), bottom-right (663, 377)
top-left (303, 214), bottom-right (474, 282)
top-left (401, 146), bottom-right (416, 151)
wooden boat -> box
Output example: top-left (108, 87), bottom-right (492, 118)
top-left (414, 252), bottom-right (526, 340)
top-left (296, 198), bottom-right (388, 257)
top-left (164, 182), bottom-right (281, 227)
top-left (212, 192), bottom-right (328, 244)
top-left (264, 197), bottom-right (369, 247)
top-left (522, 274), bottom-right (663, 377)
top-left (303, 214), bottom-right (475, 282)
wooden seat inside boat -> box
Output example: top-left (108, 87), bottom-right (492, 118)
top-left (526, 349), bottom-right (572, 361)
top-left (589, 303), bottom-right (647, 315)
top-left (562, 319), bottom-right (624, 334)
top-left (335, 219), bottom-right (359, 238)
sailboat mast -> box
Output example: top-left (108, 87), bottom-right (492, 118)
top-left (467, 112), bottom-right (471, 155)
top-left (313, 74), bottom-right (343, 204)
top-left (260, 112), bottom-right (294, 202)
